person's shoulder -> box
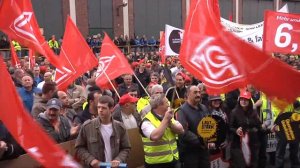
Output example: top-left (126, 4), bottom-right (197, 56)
top-left (81, 119), bottom-right (93, 128)
top-left (112, 119), bottom-right (126, 130)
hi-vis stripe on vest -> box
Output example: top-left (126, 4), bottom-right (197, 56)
top-left (142, 112), bottom-right (179, 164)
top-left (261, 93), bottom-right (294, 121)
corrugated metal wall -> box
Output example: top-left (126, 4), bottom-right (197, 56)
top-left (285, 1), bottom-right (300, 14)
top-left (242, 0), bottom-right (273, 24)
top-left (134, 0), bottom-right (182, 38)
top-left (219, 0), bottom-right (233, 20)
top-left (88, 0), bottom-right (113, 36)
top-left (32, 0), bottom-right (64, 39)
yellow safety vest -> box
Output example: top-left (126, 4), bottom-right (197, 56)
top-left (261, 94), bottom-right (293, 121)
top-left (12, 41), bottom-right (21, 51)
top-left (137, 96), bottom-right (150, 113)
top-left (142, 112), bottom-right (179, 164)
top-left (48, 39), bottom-right (59, 48)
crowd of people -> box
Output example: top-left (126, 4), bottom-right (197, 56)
top-left (0, 33), bottom-right (300, 168)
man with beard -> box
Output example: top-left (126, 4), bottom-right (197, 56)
top-left (37, 98), bottom-right (79, 143)
top-left (56, 91), bottom-right (81, 126)
top-left (67, 82), bottom-right (87, 113)
top-left (177, 85), bottom-right (210, 168)
top-left (76, 90), bottom-right (102, 124)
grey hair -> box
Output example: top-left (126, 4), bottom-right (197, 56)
top-left (150, 84), bottom-right (163, 95)
top-left (150, 93), bottom-right (166, 110)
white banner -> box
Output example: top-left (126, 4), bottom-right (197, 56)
top-left (266, 133), bottom-right (277, 153)
top-left (210, 154), bottom-right (230, 168)
top-left (165, 24), bottom-right (184, 56)
top-left (221, 4), bottom-right (289, 49)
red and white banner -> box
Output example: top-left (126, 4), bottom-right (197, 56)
top-left (180, 0), bottom-right (300, 102)
top-left (221, 4), bottom-right (289, 49)
top-left (263, 10), bottom-right (300, 54)
top-left (0, 58), bottom-right (80, 168)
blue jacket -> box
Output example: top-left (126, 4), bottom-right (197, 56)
top-left (18, 87), bottom-right (41, 112)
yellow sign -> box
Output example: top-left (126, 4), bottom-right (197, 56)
top-left (291, 113), bottom-right (300, 122)
top-left (197, 116), bottom-right (217, 139)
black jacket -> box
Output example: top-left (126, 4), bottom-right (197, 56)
top-left (229, 103), bottom-right (262, 149)
top-left (177, 102), bottom-right (210, 152)
top-left (0, 123), bottom-right (25, 160)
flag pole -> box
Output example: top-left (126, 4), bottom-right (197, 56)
top-left (101, 68), bottom-right (121, 99)
top-left (133, 73), bottom-right (150, 97)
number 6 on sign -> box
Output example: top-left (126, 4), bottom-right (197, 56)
top-left (264, 10), bottom-right (300, 54)
top-left (274, 23), bottom-right (293, 48)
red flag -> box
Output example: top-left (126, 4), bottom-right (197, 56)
top-left (180, 0), bottom-right (300, 102)
top-left (0, 0), bottom-right (65, 70)
top-left (159, 32), bottom-right (166, 64)
top-left (10, 40), bottom-right (21, 68)
top-left (0, 58), bottom-right (80, 168)
top-left (96, 33), bottom-right (134, 87)
top-left (55, 17), bottom-right (98, 90)
top-left (28, 48), bottom-right (36, 69)
top-left (263, 11), bottom-right (300, 54)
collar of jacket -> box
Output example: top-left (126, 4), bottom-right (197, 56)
top-left (93, 117), bottom-right (117, 137)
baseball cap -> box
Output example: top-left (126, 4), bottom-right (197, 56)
top-left (46, 98), bottom-right (62, 110)
top-left (119, 94), bottom-right (139, 106)
top-left (239, 91), bottom-right (251, 99)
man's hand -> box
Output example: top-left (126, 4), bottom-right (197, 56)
top-left (90, 159), bottom-right (100, 168)
top-left (111, 160), bottom-right (120, 168)
top-left (236, 127), bottom-right (244, 137)
top-left (163, 108), bottom-right (174, 123)
top-left (70, 125), bottom-right (80, 136)
top-left (0, 141), bottom-right (7, 150)
top-left (207, 143), bottom-right (216, 149)
top-left (271, 124), bottom-right (279, 133)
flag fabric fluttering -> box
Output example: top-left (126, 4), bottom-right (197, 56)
top-left (159, 32), bottom-right (166, 64)
top-left (55, 16), bottom-right (98, 90)
top-left (179, 0), bottom-right (300, 102)
top-left (0, 0), bottom-right (65, 70)
top-left (0, 58), bottom-right (80, 168)
top-left (95, 33), bottom-right (134, 88)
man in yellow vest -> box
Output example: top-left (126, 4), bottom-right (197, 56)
top-left (48, 35), bottom-right (59, 54)
top-left (12, 40), bottom-right (21, 57)
top-left (140, 94), bottom-right (184, 168)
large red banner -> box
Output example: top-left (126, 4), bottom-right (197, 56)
top-left (263, 11), bottom-right (300, 54)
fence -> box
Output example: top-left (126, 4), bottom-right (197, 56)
top-left (0, 128), bottom-right (145, 168)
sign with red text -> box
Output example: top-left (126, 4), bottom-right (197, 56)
top-left (263, 11), bottom-right (300, 54)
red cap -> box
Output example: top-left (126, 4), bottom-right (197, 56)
top-left (146, 63), bottom-right (152, 68)
top-left (239, 91), bottom-right (251, 99)
top-left (119, 93), bottom-right (139, 106)
top-left (138, 59), bottom-right (145, 64)
top-left (131, 62), bottom-right (139, 68)
top-left (148, 82), bottom-right (157, 88)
